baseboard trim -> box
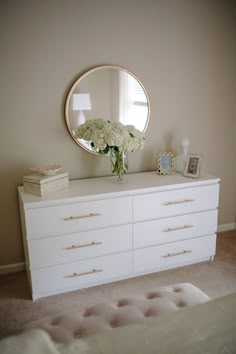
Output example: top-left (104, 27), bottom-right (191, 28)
top-left (0, 262), bottom-right (25, 276)
top-left (217, 223), bottom-right (236, 233)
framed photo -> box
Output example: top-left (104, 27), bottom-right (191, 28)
top-left (157, 152), bottom-right (175, 175)
top-left (183, 153), bottom-right (201, 178)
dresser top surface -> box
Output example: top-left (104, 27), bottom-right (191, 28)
top-left (18, 171), bottom-right (220, 209)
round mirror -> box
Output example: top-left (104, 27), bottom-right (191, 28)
top-left (65, 65), bottom-right (150, 154)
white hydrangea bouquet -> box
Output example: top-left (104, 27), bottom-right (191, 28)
top-left (75, 119), bottom-right (145, 182)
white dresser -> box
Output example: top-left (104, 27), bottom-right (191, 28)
top-left (18, 172), bottom-right (220, 300)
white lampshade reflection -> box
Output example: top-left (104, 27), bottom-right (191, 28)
top-left (72, 94), bottom-right (91, 111)
top-left (71, 93), bottom-right (92, 129)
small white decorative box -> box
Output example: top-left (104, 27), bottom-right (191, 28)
top-left (23, 172), bottom-right (69, 196)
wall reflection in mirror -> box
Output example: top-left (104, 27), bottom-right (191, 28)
top-left (65, 66), bottom-right (150, 154)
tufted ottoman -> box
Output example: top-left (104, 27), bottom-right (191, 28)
top-left (23, 283), bottom-right (210, 344)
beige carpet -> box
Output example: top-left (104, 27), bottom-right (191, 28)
top-left (0, 230), bottom-right (235, 339)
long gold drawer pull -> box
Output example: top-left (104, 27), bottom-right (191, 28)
top-left (163, 199), bottom-right (194, 206)
top-left (65, 242), bottom-right (102, 250)
top-left (65, 268), bottom-right (103, 278)
top-left (161, 249), bottom-right (192, 258)
top-left (164, 225), bottom-right (193, 232)
top-left (64, 213), bottom-right (101, 221)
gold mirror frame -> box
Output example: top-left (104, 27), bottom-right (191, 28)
top-left (65, 65), bottom-right (150, 155)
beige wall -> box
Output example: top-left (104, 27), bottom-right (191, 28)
top-left (0, 0), bottom-right (235, 267)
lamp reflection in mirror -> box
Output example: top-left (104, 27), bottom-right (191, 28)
top-left (71, 93), bottom-right (92, 130)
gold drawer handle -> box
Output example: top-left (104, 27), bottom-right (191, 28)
top-left (164, 225), bottom-right (193, 232)
top-left (65, 268), bottom-right (103, 278)
top-left (161, 249), bottom-right (192, 258)
top-left (163, 199), bottom-right (194, 206)
top-left (64, 213), bottom-right (101, 221)
top-left (65, 241), bottom-right (102, 250)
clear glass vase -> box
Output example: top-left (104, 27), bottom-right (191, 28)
top-left (110, 149), bottom-right (128, 183)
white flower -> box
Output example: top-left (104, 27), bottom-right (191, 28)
top-left (75, 118), bottom-right (145, 153)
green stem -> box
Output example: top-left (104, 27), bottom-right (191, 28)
top-left (111, 150), bottom-right (128, 179)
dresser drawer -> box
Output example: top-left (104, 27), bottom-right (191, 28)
top-left (133, 234), bottom-right (216, 273)
top-left (31, 252), bottom-right (132, 297)
top-left (133, 210), bottom-right (218, 249)
top-left (133, 184), bottom-right (219, 222)
top-left (25, 196), bottom-right (132, 239)
top-left (28, 224), bottom-right (132, 268)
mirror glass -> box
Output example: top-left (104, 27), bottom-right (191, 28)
top-left (65, 65), bottom-right (150, 154)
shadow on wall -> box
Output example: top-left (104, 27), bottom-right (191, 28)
top-left (163, 131), bottom-right (175, 152)
top-left (0, 164), bottom-right (33, 265)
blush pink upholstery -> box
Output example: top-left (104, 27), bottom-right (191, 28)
top-left (23, 283), bottom-right (210, 343)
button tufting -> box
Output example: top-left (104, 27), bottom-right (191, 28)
top-left (111, 322), bottom-right (118, 328)
top-left (50, 318), bottom-right (60, 326)
top-left (23, 283), bottom-right (210, 344)
top-left (83, 309), bottom-right (92, 317)
top-left (117, 300), bottom-right (129, 307)
top-left (144, 309), bottom-right (155, 318)
top-left (174, 288), bottom-right (182, 293)
top-left (146, 292), bottom-right (160, 299)
top-left (74, 332), bottom-right (81, 339)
